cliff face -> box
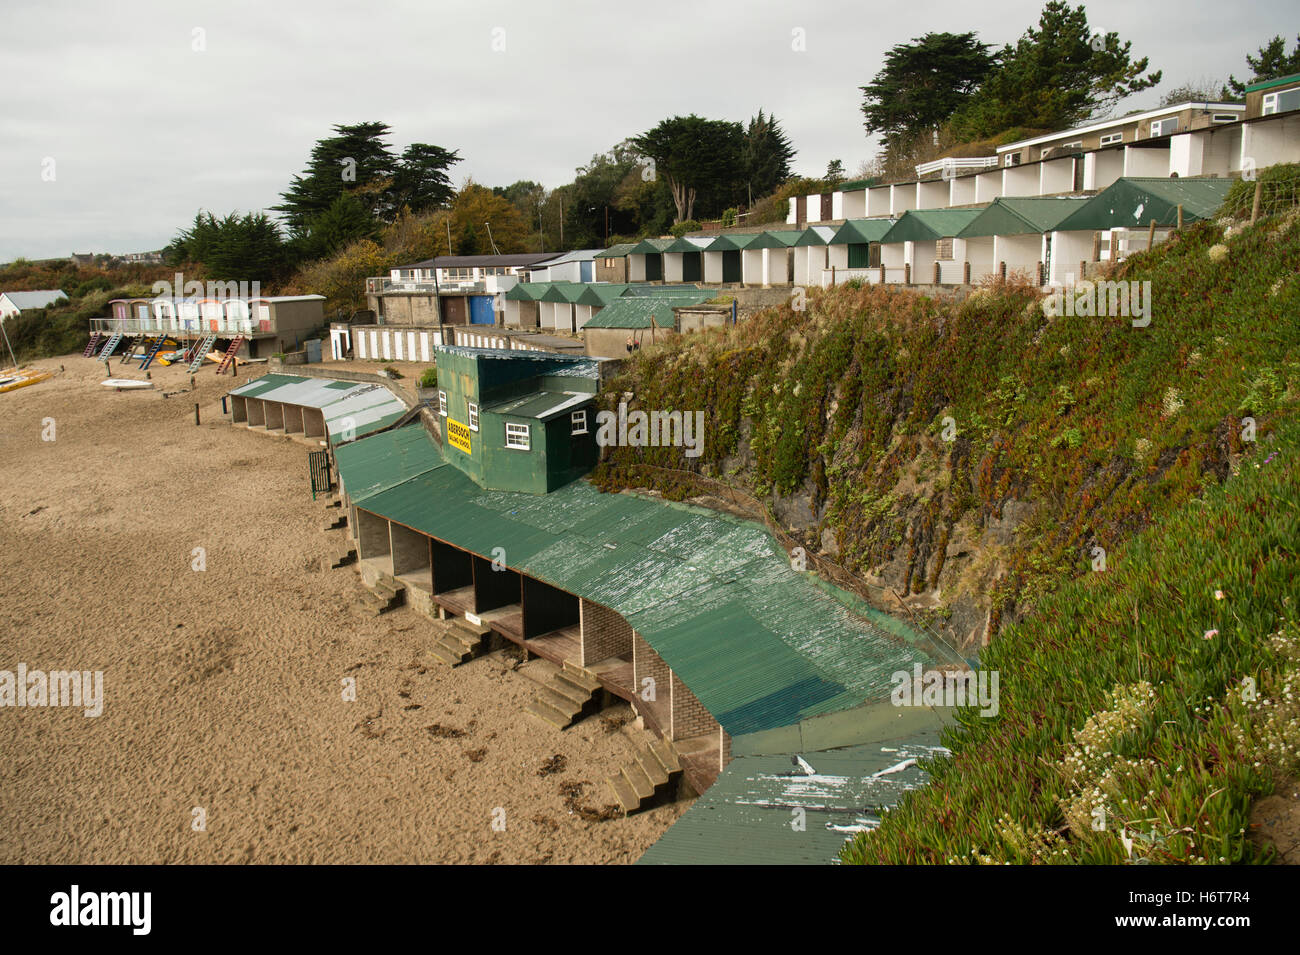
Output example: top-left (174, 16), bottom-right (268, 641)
top-left (591, 218), bottom-right (1298, 652)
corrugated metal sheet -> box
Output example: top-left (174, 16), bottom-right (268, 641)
top-left (791, 225), bottom-right (839, 247)
top-left (334, 425), bottom-right (445, 502)
top-left (576, 284), bottom-right (630, 306)
top-left (706, 232), bottom-right (764, 251)
top-left (830, 218), bottom-right (896, 245)
top-left (881, 208), bottom-right (986, 243)
top-left (627, 238), bottom-right (677, 255)
top-left (339, 430), bottom-right (933, 736)
top-left (1053, 176), bottom-right (1233, 232)
top-left (582, 294), bottom-right (711, 330)
top-left (539, 282), bottom-right (589, 304)
top-left (745, 230), bottom-right (804, 250)
top-left (637, 729), bottom-right (948, 864)
top-left (594, 242), bottom-right (640, 258)
top-left (661, 236), bottom-right (715, 253)
top-left (228, 373), bottom-right (308, 398)
top-left (482, 391), bottom-right (591, 421)
top-left (504, 282), bottom-right (551, 302)
top-left (957, 196), bottom-right (1092, 237)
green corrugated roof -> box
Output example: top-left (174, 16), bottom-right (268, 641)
top-left (621, 284), bottom-right (705, 298)
top-left (227, 373), bottom-right (305, 398)
top-left (337, 429), bottom-right (933, 737)
top-left (1245, 71), bottom-right (1300, 93)
top-left (706, 232), bottom-right (764, 251)
top-left (835, 177), bottom-right (878, 192)
top-left (791, 226), bottom-right (839, 247)
top-left (661, 236), bottom-right (714, 253)
top-left (627, 238), bottom-right (676, 255)
top-left (1053, 176), bottom-right (1233, 232)
top-left (830, 218), bottom-right (895, 245)
top-left (482, 390), bottom-right (593, 421)
top-left (504, 282), bottom-right (550, 302)
top-left (581, 295), bottom-right (708, 329)
top-left (637, 728), bottom-right (948, 864)
top-left (333, 424), bottom-right (444, 502)
top-left (539, 282), bottom-right (588, 304)
top-left (745, 230), bottom-right (804, 250)
top-left (956, 197), bottom-right (1091, 238)
top-left (594, 242), bottom-right (639, 259)
top-left (575, 283), bottom-right (630, 307)
top-left (881, 208), bottom-right (985, 243)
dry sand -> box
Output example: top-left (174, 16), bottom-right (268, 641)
top-left (0, 355), bottom-right (688, 864)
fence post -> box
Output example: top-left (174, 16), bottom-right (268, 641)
top-left (963, 261), bottom-right (971, 284)
top-left (1092, 232), bottom-right (1101, 262)
top-left (998, 261), bottom-right (1007, 282)
top-left (1251, 180), bottom-right (1262, 224)
top-left (1176, 203), bottom-right (1184, 231)
top-left (879, 264), bottom-right (886, 284)
top-left (904, 263), bottom-right (911, 285)
top-left (1079, 259), bottom-right (1087, 281)
top-left (1146, 219), bottom-right (1156, 251)
top-left (933, 260), bottom-right (941, 284)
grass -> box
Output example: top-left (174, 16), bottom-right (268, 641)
top-left (841, 418), bottom-right (1300, 864)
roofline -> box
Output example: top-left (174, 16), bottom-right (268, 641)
top-left (997, 102), bottom-right (1247, 153)
top-left (1244, 71), bottom-right (1300, 93)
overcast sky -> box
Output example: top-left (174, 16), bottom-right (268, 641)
top-left (0, 0), bottom-right (1291, 261)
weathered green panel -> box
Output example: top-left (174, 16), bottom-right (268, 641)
top-left (1052, 176), bottom-right (1233, 232)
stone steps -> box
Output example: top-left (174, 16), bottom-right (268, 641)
top-left (525, 663), bottom-right (600, 730)
top-left (428, 624), bottom-right (483, 667)
top-left (604, 736), bottom-right (682, 814)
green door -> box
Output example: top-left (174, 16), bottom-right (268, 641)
top-left (722, 250), bottom-right (741, 283)
top-left (645, 254), bottom-right (663, 281)
top-left (682, 251), bottom-right (702, 282)
top-left (848, 243), bottom-right (871, 268)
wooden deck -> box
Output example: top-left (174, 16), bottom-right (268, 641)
top-left (478, 604), bottom-right (523, 639)
top-left (522, 625), bottom-right (580, 665)
top-left (434, 585), bottom-right (474, 616)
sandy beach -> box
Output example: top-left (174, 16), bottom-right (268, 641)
top-left (0, 354), bottom-right (687, 864)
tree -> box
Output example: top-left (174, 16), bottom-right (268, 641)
top-left (1160, 79), bottom-right (1227, 106)
top-left (860, 32), bottom-right (994, 154)
top-left (164, 210), bottom-right (288, 283)
top-left (298, 193), bottom-right (379, 262)
top-left (949, 3), bottom-right (1162, 140)
top-left (632, 115), bottom-right (747, 223)
top-left (825, 159), bottom-right (846, 186)
top-left (275, 122), bottom-right (397, 235)
top-left (448, 182), bottom-right (530, 254)
top-left (389, 143), bottom-right (462, 212)
top-left (743, 111), bottom-right (797, 202)
top-left (1226, 35), bottom-right (1300, 97)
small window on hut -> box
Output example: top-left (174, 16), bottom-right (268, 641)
top-left (936, 238), bottom-right (954, 261)
top-left (506, 422), bottom-right (531, 451)
top-left (468, 402), bottom-right (479, 431)
top-left (571, 410), bottom-right (588, 435)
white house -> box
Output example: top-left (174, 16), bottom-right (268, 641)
top-left (0, 289), bottom-right (67, 321)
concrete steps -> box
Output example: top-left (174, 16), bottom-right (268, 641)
top-left (604, 737), bottom-right (681, 814)
top-left (525, 663), bottom-right (600, 730)
top-left (359, 577), bottom-right (403, 615)
top-left (323, 546), bottom-right (356, 570)
top-left (428, 619), bottom-right (485, 667)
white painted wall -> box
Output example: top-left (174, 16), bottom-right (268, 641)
top-left (975, 170), bottom-right (1003, 203)
top-left (1084, 150), bottom-right (1125, 191)
top-left (950, 174), bottom-right (978, 206)
top-left (867, 186), bottom-right (892, 217)
top-left (1049, 230), bottom-right (1097, 286)
top-left (1039, 158), bottom-right (1074, 194)
top-left (890, 183), bottom-right (918, 216)
top-left (703, 251), bottom-right (724, 284)
top-left (917, 180), bottom-right (948, 209)
top-left (964, 236), bottom-right (996, 284)
top-left (841, 190), bottom-right (867, 218)
top-left (1002, 164), bottom-right (1039, 197)
top-left (1123, 144), bottom-right (1170, 177)
top-left (741, 248), bottom-right (764, 285)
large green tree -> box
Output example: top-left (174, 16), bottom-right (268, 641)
top-left (275, 122), bottom-right (398, 235)
top-left (1225, 34), bottom-right (1300, 97)
top-left (949, 2), bottom-right (1162, 140)
top-left (742, 111), bottom-right (797, 204)
top-left (164, 211), bottom-right (288, 283)
top-left (860, 32), bottom-right (994, 153)
top-left (632, 115), bottom-right (746, 223)
top-left (389, 142), bottom-right (462, 213)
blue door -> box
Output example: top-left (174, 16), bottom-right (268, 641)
top-left (580, 260), bottom-right (593, 282)
top-left (469, 295), bottom-right (495, 325)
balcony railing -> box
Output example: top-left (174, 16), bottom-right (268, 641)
top-left (914, 156), bottom-right (1000, 178)
top-left (91, 316), bottom-right (267, 336)
top-left (366, 276), bottom-right (487, 295)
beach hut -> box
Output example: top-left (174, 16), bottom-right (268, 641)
top-left (824, 219), bottom-right (893, 285)
top-left (878, 208), bottom-right (985, 284)
top-left (702, 232), bottom-right (762, 284)
top-left (537, 282), bottom-right (588, 334)
top-left (742, 230), bottom-right (802, 287)
top-left (955, 197), bottom-right (1092, 285)
top-left (660, 236), bottom-right (712, 283)
top-left (626, 238), bottom-right (675, 283)
top-left (790, 225), bottom-right (838, 287)
top-left (574, 283), bottom-right (629, 331)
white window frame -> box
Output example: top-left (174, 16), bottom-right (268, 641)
top-left (505, 422), bottom-right (530, 450)
top-left (571, 409), bottom-right (588, 435)
top-left (1003, 153), bottom-right (1021, 167)
top-left (468, 401), bottom-right (479, 431)
top-left (438, 390), bottom-right (447, 416)
top-left (1062, 141), bottom-right (1082, 149)
top-left (1211, 113), bottom-right (1238, 123)
top-left (1099, 132), bottom-right (1124, 146)
top-left (1262, 87), bottom-right (1300, 115)
top-left (1150, 117), bottom-right (1179, 137)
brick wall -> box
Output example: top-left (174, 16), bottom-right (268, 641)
top-left (580, 599), bottom-right (633, 666)
top-left (594, 259), bottom-right (627, 283)
top-left (670, 671), bottom-right (717, 741)
top-left (632, 631), bottom-right (669, 709)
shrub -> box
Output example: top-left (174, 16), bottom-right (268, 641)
top-left (418, 367), bottom-right (438, 388)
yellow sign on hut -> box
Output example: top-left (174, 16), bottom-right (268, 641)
top-left (447, 418), bottom-right (473, 455)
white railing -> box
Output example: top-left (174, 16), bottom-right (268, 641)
top-left (914, 156), bottom-right (1000, 178)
